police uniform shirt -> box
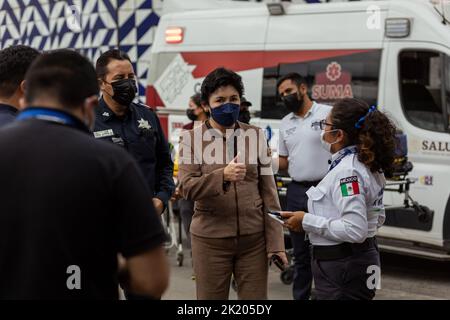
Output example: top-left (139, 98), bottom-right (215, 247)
top-left (94, 98), bottom-right (175, 207)
top-left (0, 109), bottom-right (167, 299)
top-left (279, 102), bottom-right (332, 182)
top-left (302, 146), bottom-right (386, 246)
top-left (0, 103), bottom-right (17, 128)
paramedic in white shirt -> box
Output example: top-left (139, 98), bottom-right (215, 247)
top-left (276, 72), bottom-right (331, 300)
top-left (281, 98), bottom-right (397, 300)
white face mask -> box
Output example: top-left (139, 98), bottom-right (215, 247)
top-left (320, 129), bottom-right (339, 153)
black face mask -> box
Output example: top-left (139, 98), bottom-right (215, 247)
top-left (238, 110), bottom-right (251, 124)
top-left (282, 92), bottom-right (303, 114)
top-left (186, 109), bottom-right (198, 121)
top-left (110, 79), bottom-right (137, 106)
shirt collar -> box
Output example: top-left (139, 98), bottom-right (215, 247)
top-left (331, 145), bottom-right (358, 162)
top-left (0, 103), bottom-right (18, 115)
top-left (289, 101), bottom-right (317, 120)
top-left (17, 107), bottom-right (90, 133)
top-left (98, 97), bottom-right (133, 122)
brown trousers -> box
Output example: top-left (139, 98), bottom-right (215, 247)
top-left (191, 232), bottom-right (268, 300)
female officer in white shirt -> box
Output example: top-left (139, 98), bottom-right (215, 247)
top-left (281, 98), bottom-right (396, 300)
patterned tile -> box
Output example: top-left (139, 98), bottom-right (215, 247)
top-left (0, 0), bottom-right (160, 101)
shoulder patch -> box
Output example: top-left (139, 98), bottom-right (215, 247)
top-left (339, 176), bottom-right (360, 197)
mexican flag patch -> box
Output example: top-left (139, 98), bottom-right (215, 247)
top-left (340, 176), bottom-right (360, 197)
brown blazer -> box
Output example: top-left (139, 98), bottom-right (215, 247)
top-left (178, 121), bottom-right (284, 253)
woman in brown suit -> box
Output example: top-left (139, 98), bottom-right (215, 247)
top-left (178, 68), bottom-right (286, 300)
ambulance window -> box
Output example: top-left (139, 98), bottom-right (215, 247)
top-left (262, 66), bottom-right (285, 119)
top-left (399, 51), bottom-right (446, 132)
top-left (261, 51), bottom-right (381, 119)
top-left (446, 56), bottom-right (450, 129)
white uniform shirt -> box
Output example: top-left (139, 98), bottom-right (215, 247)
top-left (302, 146), bottom-right (386, 246)
top-left (279, 102), bottom-right (332, 182)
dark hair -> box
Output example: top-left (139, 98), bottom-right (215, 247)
top-left (330, 98), bottom-right (396, 176)
top-left (25, 49), bottom-right (99, 109)
top-left (276, 72), bottom-right (307, 90)
top-left (0, 45), bottom-right (40, 98)
top-left (201, 67), bottom-right (244, 105)
top-left (96, 49), bottom-right (132, 80)
top-left (190, 93), bottom-right (202, 107)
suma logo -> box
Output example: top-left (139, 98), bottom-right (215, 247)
top-left (312, 61), bottom-right (354, 101)
top-left (326, 61), bottom-right (342, 81)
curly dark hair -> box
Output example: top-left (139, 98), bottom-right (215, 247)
top-left (330, 98), bottom-right (397, 176)
top-left (201, 67), bottom-right (244, 105)
top-left (0, 45), bottom-right (40, 98)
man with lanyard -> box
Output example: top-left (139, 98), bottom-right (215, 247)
top-left (0, 49), bottom-right (169, 299)
top-left (276, 72), bottom-right (332, 300)
top-left (0, 45), bottom-right (40, 127)
top-left (93, 49), bottom-right (174, 215)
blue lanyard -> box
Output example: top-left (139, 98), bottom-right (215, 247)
top-left (16, 108), bottom-right (77, 127)
top-left (329, 146), bottom-right (357, 171)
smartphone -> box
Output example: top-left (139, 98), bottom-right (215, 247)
top-left (269, 210), bottom-right (283, 218)
top-left (270, 254), bottom-right (285, 271)
top-left (267, 211), bottom-right (284, 225)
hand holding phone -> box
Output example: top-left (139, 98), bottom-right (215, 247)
top-left (270, 254), bottom-right (285, 271)
top-left (267, 211), bottom-right (284, 225)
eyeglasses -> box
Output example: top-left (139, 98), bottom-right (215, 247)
top-left (311, 119), bottom-right (334, 130)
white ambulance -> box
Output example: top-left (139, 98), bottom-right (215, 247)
top-left (147, 0), bottom-right (450, 260)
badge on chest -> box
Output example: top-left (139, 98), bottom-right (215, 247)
top-left (93, 129), bottom-right (114, 139)
top-left (285, 127), bottom-right (297, 137)
top-left (138, 118), bottom-right (151, 130)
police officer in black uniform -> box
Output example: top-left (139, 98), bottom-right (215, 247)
top-left (94, 49), bottom-right (174, 214)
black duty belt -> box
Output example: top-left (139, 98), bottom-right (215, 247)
top-left (291, 180), bottom-right (320, 188)
top-left (312, 237), bottom-right (377, 261)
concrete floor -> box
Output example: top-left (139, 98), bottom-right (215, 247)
top-left (162, 247), bottom-right (450, 300)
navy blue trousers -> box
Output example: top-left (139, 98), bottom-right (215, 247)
top-left (286, 182), bottom-right (313, 300)
top-left (312, 243), bottom-right (380, 300)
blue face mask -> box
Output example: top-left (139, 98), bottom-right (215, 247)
top-left (210, 103), bottom-right (240, 127)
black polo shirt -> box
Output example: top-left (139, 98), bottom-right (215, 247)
top-left (94, 98), bottom-right (174, 208)
top-left (0, 107), bottom-right (166, 300)
top-left (0, 103), bottom-right (17, 127)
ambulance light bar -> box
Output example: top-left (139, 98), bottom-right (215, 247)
top-left (385, 18), bottom-right (411, 38)
top-left (166, 27), bottom-right (184, 44)
top-left (267, 3), bottom-right (285, 16)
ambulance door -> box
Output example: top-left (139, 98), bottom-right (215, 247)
top-left (382, 41), bottom-right (450, 248)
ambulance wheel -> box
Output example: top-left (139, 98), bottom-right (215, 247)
top-left (281, 268), bottom-right (294, 285)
